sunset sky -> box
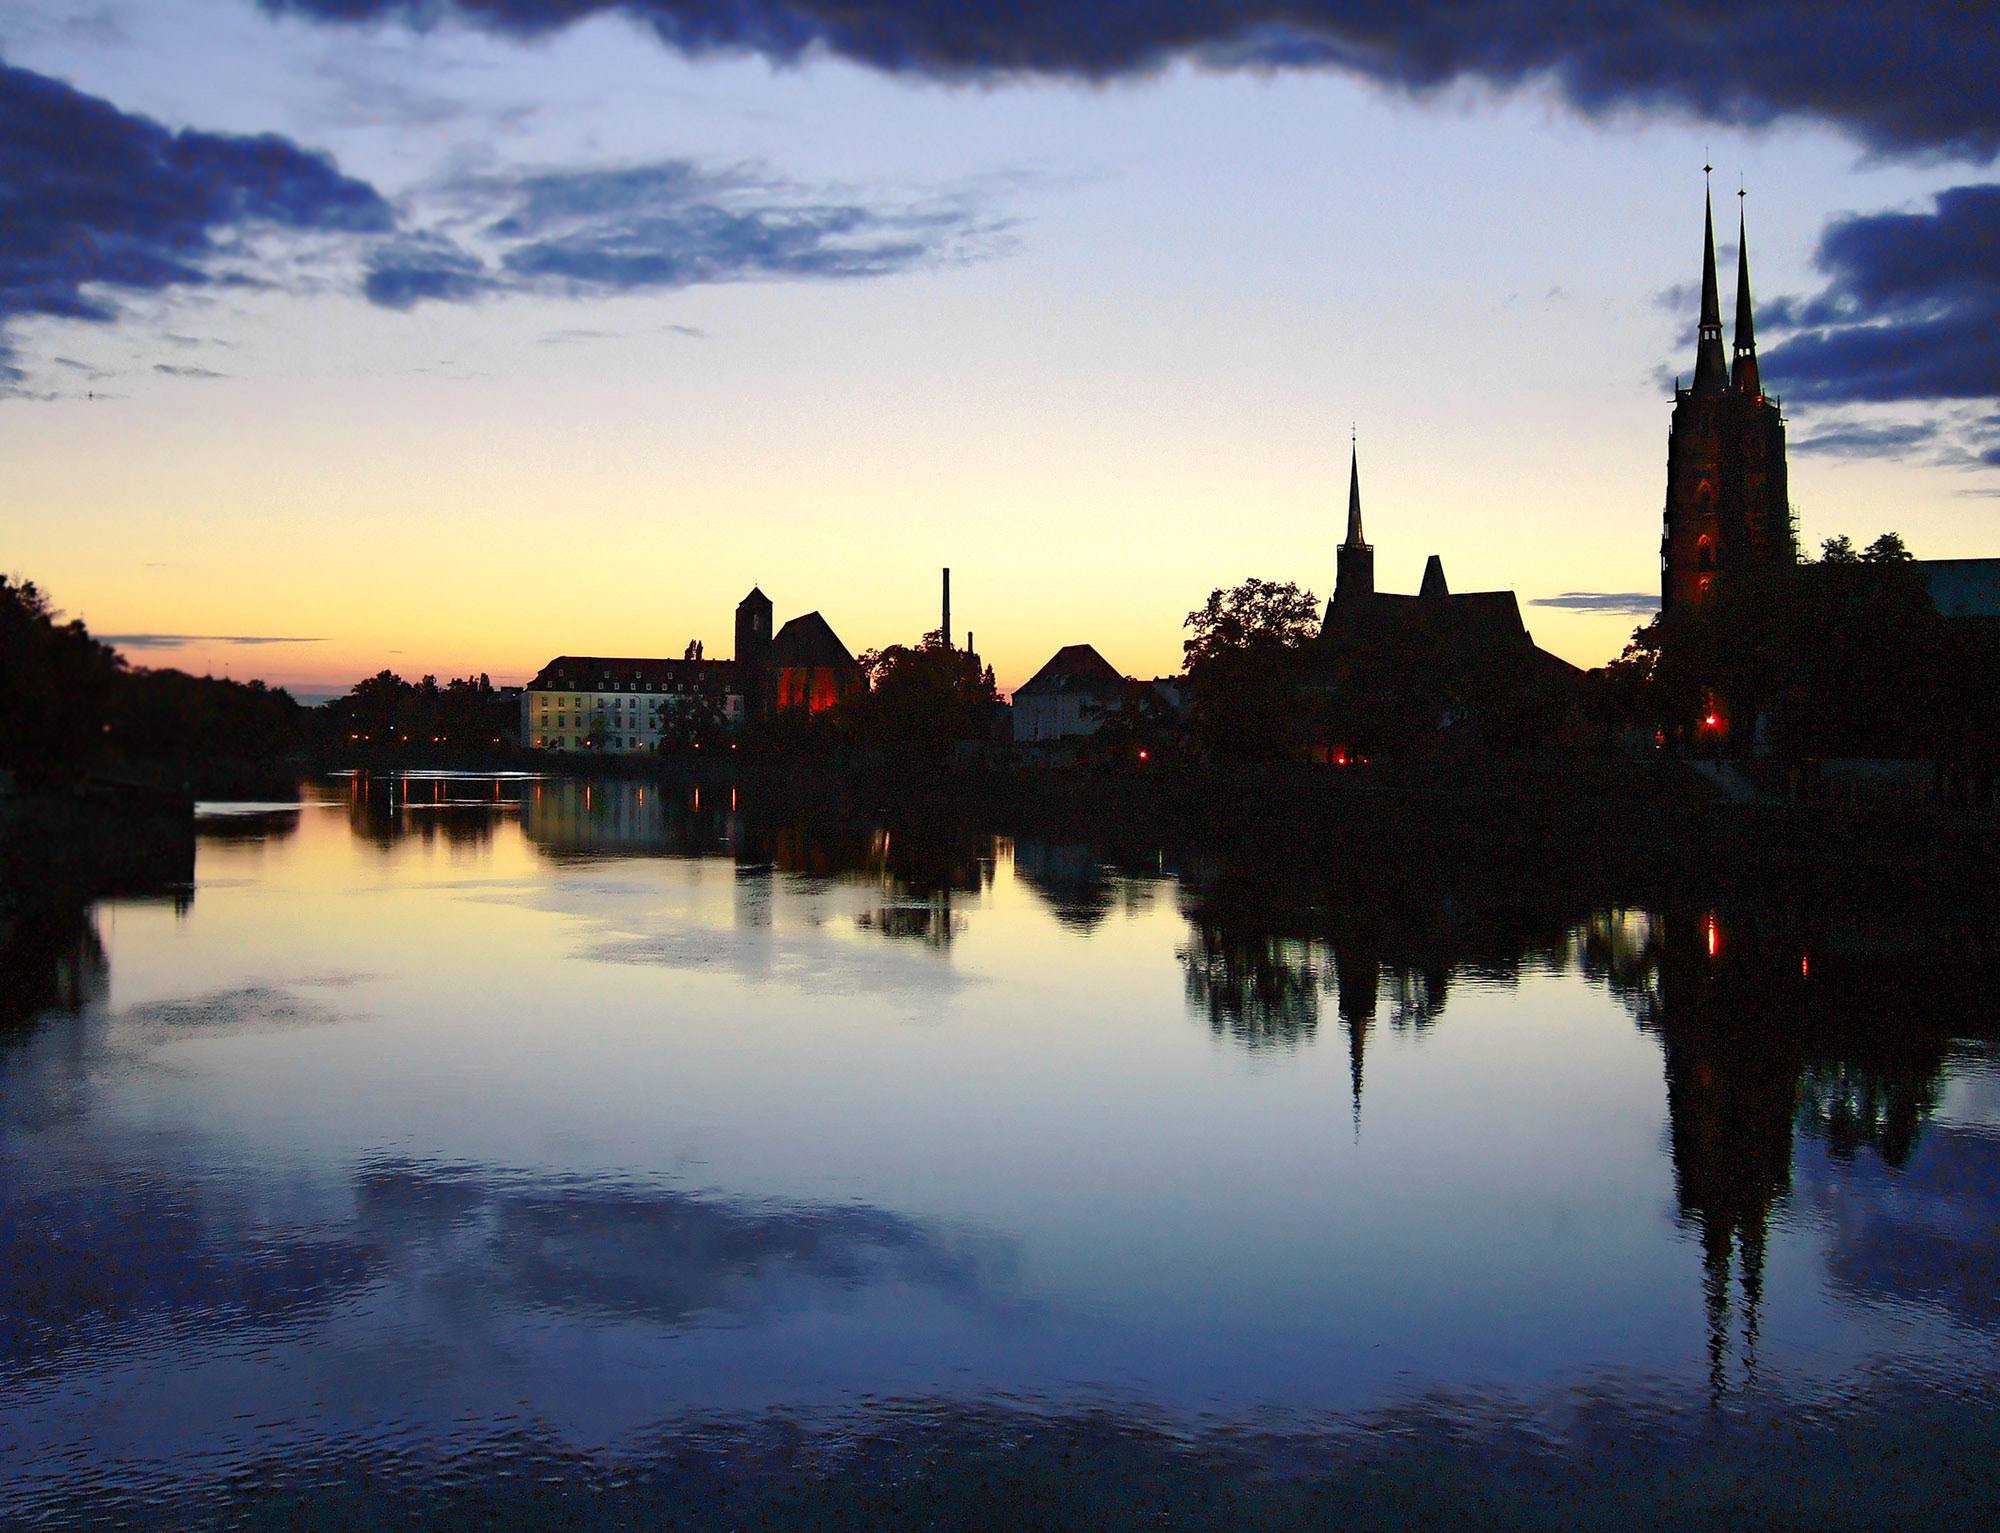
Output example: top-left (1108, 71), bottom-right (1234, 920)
top-left (4, 1), bottom-right (1997, 694)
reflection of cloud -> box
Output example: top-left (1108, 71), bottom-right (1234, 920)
top-left (118, 985), bottom-right (344, 1039)
top-left (0, 1144), bottom-right (1012, 1368)
top-left (582, 923), bottom-right (971, 997)
top-left (1801, 1124), bottom-right (2000, 1329)
top-left (356, 1161), bottom-right (1010, 1326)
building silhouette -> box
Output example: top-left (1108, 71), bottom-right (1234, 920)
top-left (1306, 443), bottom-right (1577, 752)
top-left (1322, 443), bottom-right (1551, 652)
top-left (1660, 184), bottom-right (1795, 613)
top-left (523, 587), bottom-right (862, 750)
top-left (767, 611), bottom-right (866, 712)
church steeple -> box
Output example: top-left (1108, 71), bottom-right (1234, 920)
top-left (1343, 441), bottom-right (1365, 548)
top-left (1731, 194), bottom-right (1761, 397)
top-left (1333, 437), bottom-right (1374, 611)
top-left (1692, 175), bottom-right (1729, 395)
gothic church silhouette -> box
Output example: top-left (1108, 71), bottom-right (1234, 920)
top-left (1661, 182), bottom-right (1795, 612)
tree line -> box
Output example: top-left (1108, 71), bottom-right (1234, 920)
top-left (1586, 533), bottom-right (2000, 773)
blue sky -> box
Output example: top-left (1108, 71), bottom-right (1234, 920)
top-left (3, 0), bottom-right (1996, 689)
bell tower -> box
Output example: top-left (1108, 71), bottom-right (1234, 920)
top-left (1661, 180), bottom-right (1794, 614)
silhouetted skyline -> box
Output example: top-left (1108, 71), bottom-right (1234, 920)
top-left (3, 3), bottom-right (1997, 693)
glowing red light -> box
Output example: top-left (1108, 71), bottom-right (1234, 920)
top-left (1706, 917), bottom-right (1718, 957)
top-left (1137, 749), bottom-right (1148, 761)
top-left (1704, 713), bottom-right (1719, 727)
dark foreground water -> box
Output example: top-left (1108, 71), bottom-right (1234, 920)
top-left (3, 776), bottom-right (1997, 1528)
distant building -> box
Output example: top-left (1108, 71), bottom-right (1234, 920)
top-left (525, 584), bottom-right (861, 751)
top-left (522, 655), bottom-right (744, 753)
top-left (1310, 445), bottom-right (1579, 749)
top-left (769, 611), bottom-right (866, 712)
top-left (1012, 644), bottom-right (1138, 742)
top-left (1322, 447), bottom-right (1573, 674)
top-left (1660, 185), bottom-right (1795, 614)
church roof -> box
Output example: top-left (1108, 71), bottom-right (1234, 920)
top-left (769, 611), bottom-right (860, 671)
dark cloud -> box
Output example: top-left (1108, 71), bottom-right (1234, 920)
top-left (99, 633), bottom-right (328, 648)
top-left (366, 162), bottom-right (1000, 309)
top-left (1527, 592), bottom-right (1659, 614)
top-left (262, 0), bottom-right (2000, 158)
top-left (0, 62), bottom-right (989, 382)
top-left (0, 60), bottom-right (392, 379)
top-left (1761, 185), bottom-right (2000, 408)
top-left (1791, 419), bottom-right (1940, 458)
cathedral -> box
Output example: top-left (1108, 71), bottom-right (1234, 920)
top-left (1660, 185), bottom-right (1795, 612)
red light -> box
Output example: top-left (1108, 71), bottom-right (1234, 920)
top-left (1138, 749), bottom-right (1148, 761)
top-left (1704, 714), bottom-right (1719, 727)
top-left (1801, 953), bottom-right (1809, 976)
top-left (1706, 916), bottom-right (1718, 957)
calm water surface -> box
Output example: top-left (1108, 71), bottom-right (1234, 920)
top-left (4, 776), bottom-right (1996, 1526)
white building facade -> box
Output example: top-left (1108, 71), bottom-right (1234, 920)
top-left (523, 656), bottom-right (745, 754)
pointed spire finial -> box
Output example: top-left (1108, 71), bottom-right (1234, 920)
top-left (1732, 191), bottom-right (1760, 395)
top-left (1692, 174), bottom-right (1729, 394)
top-left (1343, 437), bottom-right (1365, 549)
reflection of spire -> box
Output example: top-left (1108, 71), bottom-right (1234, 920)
top-left (1739, 1215), bottom-right (1765, 1385)
top-left (1335, 947), bottom-right (1378, 1135)
top-left (1702, 1223), bottom-right (1733, 1400)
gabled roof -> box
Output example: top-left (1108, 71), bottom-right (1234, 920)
top-left (769, 611), bottom-right (860, 671)
top-left (1013, 644), bottom-right (1130, 700)
top-left (1323, 589), bottom-right (1529, 646)
top-left (528, 656), bottom-right (741, 691)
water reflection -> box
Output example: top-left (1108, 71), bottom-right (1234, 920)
top-left (0, 903), bottom-right (107, 1031)
top-left (1011, 839), bottom-right (1162, 932)
top-left (328, 771), bottom-right (551, 850)
top-left (4, 787), bottom-right (1999, 1525)
top-left (353, 1160), bottom-right (1012, 1327)
top-left (1181, 879), bottom-right (2000, 1400)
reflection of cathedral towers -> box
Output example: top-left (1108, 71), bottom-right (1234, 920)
top-left (1659, 1007), bottom-right (1793, 1393)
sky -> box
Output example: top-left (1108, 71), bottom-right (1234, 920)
top-left (2, 1), bottom-right (1997, 694)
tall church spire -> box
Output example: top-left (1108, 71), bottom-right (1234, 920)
top-left (1343, 440), bottom-right (1365, 548)
top-left (1692, 173), bottom-right (1729, 395)
top-left (1731, 193), bottom-right (1761, 396)
top-left (1332, 434), bottom-right (1374, 610)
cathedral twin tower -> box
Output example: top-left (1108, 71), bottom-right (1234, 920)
top-left (1660, 183), bottom-right (1795, 613)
